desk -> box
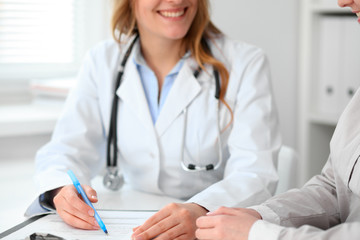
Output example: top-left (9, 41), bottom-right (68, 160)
top-left (91, 177), bottom-right (182, 211)
top-left (0, 176), bottom-right (183, 239)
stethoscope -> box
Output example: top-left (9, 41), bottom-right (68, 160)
top-left (103, 35), bottom-right (223, 190)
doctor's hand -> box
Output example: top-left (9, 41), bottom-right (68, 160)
top-left (195, 207), bottom-right (262, 240)
top-left (131, 202), bottom-right (208, 240)
top-left (53, 184), bottom-right (100, 230)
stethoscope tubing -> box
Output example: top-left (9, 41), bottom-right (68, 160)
top-left (180, 104), bottom-right (223, 172)
top-left (104, 34), bottom-right (223, 190)
top-left (106, 35), bottom-right (139, 168)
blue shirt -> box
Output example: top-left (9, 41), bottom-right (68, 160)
top-left (133, 44), bottom-right (188, 124)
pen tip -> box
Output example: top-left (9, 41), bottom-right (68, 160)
top-left (105, 230), bottom-right (108, 234)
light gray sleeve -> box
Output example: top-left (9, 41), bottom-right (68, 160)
top-left (253, 156), bottom-right (341, 229)
top-left (278, 221), bottom-right (360, 240)
top-left (249, 219), bottom-right (360, 240)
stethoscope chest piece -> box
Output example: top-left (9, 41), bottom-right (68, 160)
top-left (103, 167), bottom-right (124, 191)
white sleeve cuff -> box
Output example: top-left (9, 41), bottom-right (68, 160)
top-left (249, 220), bottom-right (284, 240)
top-left (25, 197), bottom-right (55, 218)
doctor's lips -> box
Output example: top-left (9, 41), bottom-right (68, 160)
top-left (158, 8), bottom-right (187, 18)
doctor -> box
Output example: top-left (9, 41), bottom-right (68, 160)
top-left (195, 0), bottom-right (360, 240)
top-left (29, 0), bottom-right (281, 239)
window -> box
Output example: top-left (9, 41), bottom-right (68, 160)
top-left (0, 0), bottom-right (109, 80)
top-left (0, 0), bottom-right (76, 63)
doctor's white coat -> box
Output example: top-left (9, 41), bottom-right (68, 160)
top-left (31, 35), bottom-right (281, 214)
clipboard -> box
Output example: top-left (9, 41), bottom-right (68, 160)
top-left (0, 210), bottom-right (155, 240)
top-left (0, 215), bottom-right (46, 239)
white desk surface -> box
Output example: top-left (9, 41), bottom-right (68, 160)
top-left (91, 177), bottom-right (182, 211)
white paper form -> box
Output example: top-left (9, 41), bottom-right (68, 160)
top-left (3, 210), bottom-right (155, 240)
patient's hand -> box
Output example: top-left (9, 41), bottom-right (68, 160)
top-left (195, 207), bottom-right (262, 240)
top-left (53, 184), bottom-right (100, 230)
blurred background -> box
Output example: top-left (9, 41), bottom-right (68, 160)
top-left (1, 0), bottom-right (359, 233)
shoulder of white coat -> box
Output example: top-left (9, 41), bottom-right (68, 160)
top-left (211, 35), bottom-right (267, 69)
top-left (85, 34), bottom-right (136, 62)
top-left (86, 38), bottom-right (121, 61)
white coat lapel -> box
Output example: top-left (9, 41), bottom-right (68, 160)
top-left (155, 61), bottom-right (201, 136)
top-left (116, 59), bottom-right (155, 133)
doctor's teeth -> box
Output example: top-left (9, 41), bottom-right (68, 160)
top-left (357, 12), bottom-right (360, 17)
top-left (160, 10), bottom-right (184, 17)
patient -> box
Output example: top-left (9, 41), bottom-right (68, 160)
top-left (195, 0), bottom-right (360, 239)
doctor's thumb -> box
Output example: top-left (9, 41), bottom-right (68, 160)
top-left (83, 185), bottom-right (98, 203)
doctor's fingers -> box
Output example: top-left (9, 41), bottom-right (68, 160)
top-left (132, 204), bottom-right (172, 234)
top-left (54, 194), bottom-right (99, 229)
top-left (133, 204), bottom-right (199, 239)
top-left (54, 186), bottom-right (97, 222)
top-left (131, 212), bottom-right (171, 239)
top-left (133, 221), bottom-right (192, 240)
top-left (132, 202), bottom-right (195, 234)
top-left (82, 185), bottom-right (98, 203)
top-left (57, 208), bottom-right (100, 230)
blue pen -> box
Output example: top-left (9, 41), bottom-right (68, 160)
top-left (67, 170), bottom-right (108, 234)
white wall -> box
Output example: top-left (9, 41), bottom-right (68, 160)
top-left (210, 0), bottom-right (299, 149)
top-left (0, 0), bottom-right (113, 164)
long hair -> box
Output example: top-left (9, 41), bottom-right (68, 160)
top-left (111, 0), bottom-right (233, 125)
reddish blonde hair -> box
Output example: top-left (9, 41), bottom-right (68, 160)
top-left (111, 0), bottom-right (232, 125)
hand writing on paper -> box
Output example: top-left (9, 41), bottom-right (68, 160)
top-left (195, 207), bottom-right (262, 240)
top-left (131, 202), bottom-right (208, 240)
top-left (53, 184), bottom-right (100, 230)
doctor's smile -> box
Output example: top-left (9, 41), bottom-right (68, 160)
top-left (158, 8), bottom-right (187, 18)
